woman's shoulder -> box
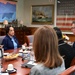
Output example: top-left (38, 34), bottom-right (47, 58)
top-left (60, 58), bottom-right (65, 69)
top-left (31, 64), bottom-right (43, 71)
top-left (3, 35), bottom-right (10, 40)
top-left (31, 62), bottom-right (65, 75)
top-left (30, 64), bottom-right (42, 75)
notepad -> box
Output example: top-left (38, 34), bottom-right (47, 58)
top-left (27, 61), bottom-right (37, 65)
top-left (32, 62), bottom-right (37, 65)
top-left (21, 60), bottom-right (37, 68)
top-left (27, 61), bottom-right (34, 64)
top-left (1, 72), bottom-right (9, 75)
top-left (3, 53), bottom-right (9, 56)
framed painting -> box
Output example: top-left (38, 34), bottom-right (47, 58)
top-left (31, 5), bottom-right (54, 25)
top-left (0, 0), bottom-right (17, 23)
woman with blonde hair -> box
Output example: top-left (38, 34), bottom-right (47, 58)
top-left (30, 26), bottom-right (65, 75)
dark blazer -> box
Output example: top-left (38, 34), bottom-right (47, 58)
top-left (73, 42), bottom-right (75, 49)
top-left (58, 40), bottom-right (75, 69)
top-left (1, 35), bottom-right (21, 50)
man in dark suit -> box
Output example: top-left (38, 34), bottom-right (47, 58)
top-left (54, 27), bottom-right (75, 69)
top-left (71, 21), bottom-right (75, 49)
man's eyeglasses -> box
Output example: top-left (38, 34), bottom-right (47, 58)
top-left (71, 27), bottom-right (75, 29)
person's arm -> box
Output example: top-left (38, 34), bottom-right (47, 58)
top-left (1, 38), bottom-right (8, 50)
top-left (73, 42), bottom-right (75, 48)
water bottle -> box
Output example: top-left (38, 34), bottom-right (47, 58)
top-left (22, 52), bottom-right (25, 61)
top-left (27, 53), bottom-right (30, 60)
top-left (0, 48), bottom-right (3, 74)
top-left (0, 59), bottom-right (1, 75)
top-left (0, 48), bottom-right (3, 58)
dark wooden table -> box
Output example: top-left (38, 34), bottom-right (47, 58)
top-left (2, 48), bottom-right (30, 75)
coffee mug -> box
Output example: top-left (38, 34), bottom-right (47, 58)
top-left (22, 45), bottom-right (26, 50)
top-left (7, 64), bottom-right (14, 70)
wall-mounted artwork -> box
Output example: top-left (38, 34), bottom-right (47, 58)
top-left (0, 0), bottom-right (16, 23)
top-left (31, 5), bottom-right (54, 25)
top-left (57, 0), bottom-right (75, 32)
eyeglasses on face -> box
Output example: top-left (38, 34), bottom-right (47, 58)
top-left (71, 27), bottom-right (75, 29)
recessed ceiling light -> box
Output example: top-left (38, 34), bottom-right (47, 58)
top-left (57, 0), bottom-right (61, 3)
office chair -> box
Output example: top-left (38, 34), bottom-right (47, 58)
top-left (59, 66), bottom-right (75, 75)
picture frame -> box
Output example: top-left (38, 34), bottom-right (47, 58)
top-left (31, 5), bottom-right (54, 25)
top-left (0, 0), bottom-right (16, 23)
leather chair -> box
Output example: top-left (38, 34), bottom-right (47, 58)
top-left (0, 36), bottom-right (5, 45)
top-left (26, 35), bottom-right (34, 46)
top-left (70, 57), bottom-right (75, 66)
top-left (59, 66), bottom-right (75, 75)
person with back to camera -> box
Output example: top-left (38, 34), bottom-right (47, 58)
top-left (54, 27), bottom-right (75, 69)
top-left (30, 26), bottom-right (65, 75)
top-left (1, 26), bottom-right (26, 50)
top-left (71, 21), bottom-right (75, 49)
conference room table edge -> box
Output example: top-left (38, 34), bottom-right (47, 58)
top-left (2, 48), bottom-right (30, 75)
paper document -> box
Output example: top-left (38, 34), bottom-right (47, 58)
top-left (27, 61), bottom-right (37, 66)
top-left (1, 73), bottom-right (9, 75)
top-left (27, 61), bottom-right (34, 64)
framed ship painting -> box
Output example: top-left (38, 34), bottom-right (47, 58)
top-left (31, 5), bottom-right (54, 25)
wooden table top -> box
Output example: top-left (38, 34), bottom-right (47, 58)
top-left (2, 48), bottom-right (30, 75)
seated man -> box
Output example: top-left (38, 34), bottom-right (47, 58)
top-left (71, 21), bottom-right (75, 49)
top-left (54, 27), bottom-right (75, 69)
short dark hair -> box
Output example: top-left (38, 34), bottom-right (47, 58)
top-left (72, 21), bottom-right (75, 24)
top-left (53, 27), bottom-right (62, 40)
top-left (5, 25), bottom-right (14, 34)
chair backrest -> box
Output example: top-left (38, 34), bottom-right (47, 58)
top-left (26, 35), bottom-right (34, 46)
top-left (59, 66), bottom-right (75, 75)
top-left (70, 57), bottom-right (75, 66)
top-left (0, 36), bottom-right (5, 45)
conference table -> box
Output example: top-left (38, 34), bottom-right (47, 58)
top-left (2, 48), bottom-right (31, 75)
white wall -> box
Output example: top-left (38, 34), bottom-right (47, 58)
top-left (16, 0), bottom-right (55, 27)
top-left (16, 0), bottom-right (72, 34)
top-left (23, 0), bottom-right (55, 27)
top-left (0, 0), bottom-right (55, 27)
top-left (16, 0), bottom-right (25, 24)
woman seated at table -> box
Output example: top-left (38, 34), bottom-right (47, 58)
top-left (1, 26), bottom-right (26, 50)
top-left (54, 27), bottom-right (75, 69)
top-left (30, 26), bottom-right (65, 75)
